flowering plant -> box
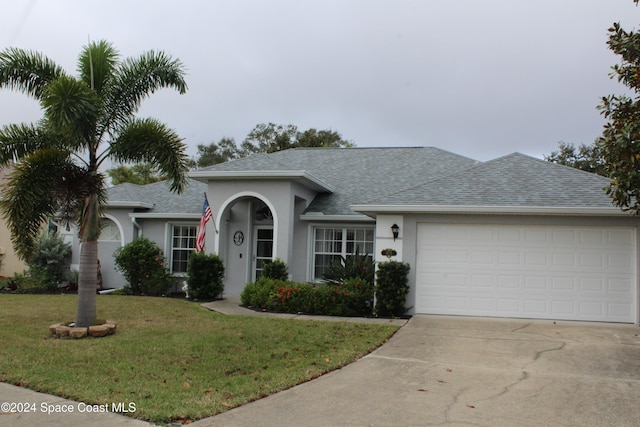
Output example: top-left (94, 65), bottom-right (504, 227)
top-left (114, 237), bottom-right (174, 295)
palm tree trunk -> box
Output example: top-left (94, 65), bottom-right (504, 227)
top-left (76, 238), bottom-right (97, 327)
top-left (75, 193), bottom-right (100, 327)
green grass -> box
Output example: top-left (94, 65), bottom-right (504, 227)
top-left (0, 294), bottom-right (398, 425)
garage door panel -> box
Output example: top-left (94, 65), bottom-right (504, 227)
top-left (580, 278), bottom-right (604, 292)
top-left (416, 224), bottom-right (637, 322)
top-left (524, 252), bottom-right (547, 265)
top-left (524, 299), bottom-right (548, 314)
top-left (609, 230), bottom-right (633, 245)
top-left (580, 253), bottom-right (604, 268)
top-left (471, 297), bottom-right (492, 310)
top-left (497, 275), bottom-right (520, 289)
top-left (471, 275), bottom-right (493, 287)
top-left (471, 251), bottom-right (493, 264)
top-left (609, 278), bottom-right (633, 293)
top-left (497, 298), bottom-right (520, 313)
top-left (610, 253), bottom-right (633, 268)
top-left (524, 276), bottom-right (548, 290)
top-left (498, 252), bottom-right (520, 265)
top-left (553, 229), bottom-right (576, 244)
top-left (551, 300), bottom-right (576, 316)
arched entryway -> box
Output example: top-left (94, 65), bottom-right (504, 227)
top-left (216, 194), bottom-right (277, 296)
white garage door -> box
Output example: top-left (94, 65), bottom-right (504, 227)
top-left (416, 224), bottom-right (637, 322)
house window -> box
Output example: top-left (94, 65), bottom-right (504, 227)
top-left (312, 227), bottom-right (374, 281)
top-left (171, 225), bottom-right (197, 274)
top-left (254, 200), bottom-right (273, 222)
top-left (100, 218), bottom-right (121, 241)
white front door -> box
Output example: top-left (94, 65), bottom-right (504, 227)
top-left (253, 226), bottom-right (274, 281)
top-left (415, 223), bottom-right (637, 323)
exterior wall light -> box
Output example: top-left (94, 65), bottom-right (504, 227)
top-left (391, 223), bottom-right (399, 241)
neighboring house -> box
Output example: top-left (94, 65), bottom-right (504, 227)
top-left (0, 165), bottom-right (28, 277)
top-left (86, 147), bottom-right (640, 324)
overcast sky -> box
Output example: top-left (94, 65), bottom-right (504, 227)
top-left (1, 0), bottom-right (638, 162)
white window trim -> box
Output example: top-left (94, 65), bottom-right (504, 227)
top-left (98, 215), bottom-right (124, 245)
top-left (307, 224), bottom-right (375, 282)
top-left (166, 222), bottom-right (199, 276)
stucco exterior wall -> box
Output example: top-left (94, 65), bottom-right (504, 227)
top-left (0, 221), bottom-right (27, 277)
top-left (291, 196), bottom-right (311, 282)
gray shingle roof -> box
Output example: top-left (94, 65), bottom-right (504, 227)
top-left (373, 153), bottom-right (614, 208)
top-left (110, 149), bottom-right (615, 217)
top-left (106, 183), bottom-right (146, 203)
top-left (201, 147), bottom-right (478, 215)
top-left (201, 152), bottom-right (291, 172)
top-left (107, 178), bottom-right (207, 214)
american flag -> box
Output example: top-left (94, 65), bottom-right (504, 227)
top-left (195, 195), bottom-right (212, 252)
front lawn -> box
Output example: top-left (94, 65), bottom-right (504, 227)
top-left (0, 294), bottom-right (398, 425)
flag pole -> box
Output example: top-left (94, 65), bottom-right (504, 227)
top-left (204, 192), bottom-right (218, 234)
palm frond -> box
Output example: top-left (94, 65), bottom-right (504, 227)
top-left (0, 47), bottom-right (65, 98)
top-left (101, 50), bottom-right (187, 134)
top-left (0, 147), bottom-right (105, 259)
top-left (56, 167), bottom-right (106, 234)
top-left (0, 123), bottom-right (71, 165)
top-left (0, 149), bottom-right (72, 260)
top-left (41, 75), bottom-right (99, 144)
top-left (108, 118), bottom-right (189, 193)
top-left (77, 40), bottom-right (119, 95)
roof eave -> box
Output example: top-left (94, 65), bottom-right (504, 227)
top-left (299, 212), bottom-right (374, 222)
top-left (108, 201), bottom-right (154, 209)
top-left (350, 204), bottom-right (632, 217)
top-left (129, 213), bottom-right (201, 219)
top-left (189, 170), bottom-right (334, 193)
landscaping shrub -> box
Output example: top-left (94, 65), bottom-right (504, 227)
top-left (262, 258), bottom-right (289, 280)
top-left (113, 237), bottom-right (174, 296)
top-left (271, 283), bottom-right (316, 313)
top-left (241, 277), bottom-right (283, 308)
top-left (242, 276), bottom-right (374, 317)
top-left (375, 261), bottom-right (410, 317)
top-left (27, 230), bottom-right (72, 292)
top-left (6, 271), bottom-right (47, 294)
top-left (186, 251), bottom-right (225, 300)
top-left (340, 277), bottom-right (374, 315)
top-left (322, 246), bottom-right (375, 286)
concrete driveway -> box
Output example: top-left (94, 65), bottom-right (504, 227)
top-left (195, 315), bottom-right (640, 427)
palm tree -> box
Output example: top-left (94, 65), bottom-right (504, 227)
top-left (0, 40), bottom-right (189, 327)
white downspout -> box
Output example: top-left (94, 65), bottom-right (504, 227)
top-left (131, 216), bottom-right (142, 237)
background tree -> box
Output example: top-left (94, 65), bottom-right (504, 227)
top-left (597, 0), bottom-right (640, 213)
top-left (0, 40), bottom-right (188, 327)
top-left (295, 128), bottom-right (355, 149)
top-left (107, 162), bottom-right (164, 185)
top-left (195, 137), bottom-right (239, 168)
top-left (240, 122), bottom-right (298, 155)
top-left (544, 141), bottom-right (607, 176)
top-left (195, 123), bottom-right (355, 167)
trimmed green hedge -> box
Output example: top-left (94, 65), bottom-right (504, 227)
top-left (187, 252), bottom-right (225, 300)
top-left (240, 277), bottom-right (373, 317)
top-left (374, 261), bottom-right (410, 317)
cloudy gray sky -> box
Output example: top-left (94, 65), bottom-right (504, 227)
top-left (1, 0), bottom-right (638, 162)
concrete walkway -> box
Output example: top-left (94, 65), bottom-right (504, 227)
top-left (200, 296), bottom-right (409, 327)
